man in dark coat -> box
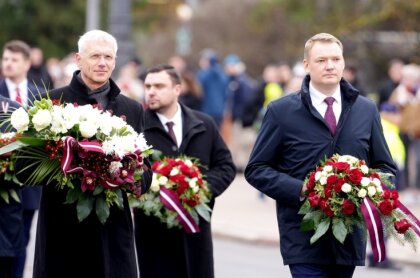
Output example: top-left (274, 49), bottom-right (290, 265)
top-left (30, 30), bottom-right (151, 278)
top-left (134, 64), bottom-right (236, 278)
top-left (0, 96), bottom-right (24, 278)
top-left (0, 40), bottom-right (42, 278)
top-left (245, 33), bottom-right (397, 278)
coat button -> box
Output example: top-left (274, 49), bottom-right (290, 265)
top-left (172, 145), bottom-right (178, 152)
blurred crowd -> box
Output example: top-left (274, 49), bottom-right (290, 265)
top-left (2, 46), bottom-right (420, 202)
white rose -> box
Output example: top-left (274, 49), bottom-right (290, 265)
top-left (376, 185), bottom-right (383, 193)
top-left (360, 177), bottom-right (371, 187)
top-left (360, 164), bottom-right (369, 174)
top-left (315, 171), bottom-right (322, 181)
top-left (150, 175), bottom-right (160, 192)
top-left (10, 107), bottom-right (29, 132)
top-left (32, 109), bottom-right (52, 131)
top-left (158, 176), bottom-right (168, 185)
top-left (358, 188), bottom-right (367, 198)
top-left (323, 165), bottom-right (333, 173)
top-left (170, 168), bottom-right (179, 176)
top-left (320, 176), bottom-right (327, 185)
top-left (372, 178), bottom-right (381, 187)
top-left (189, 177), bottom-right (197, 188)
top-left (79, 121), bottom-right (98, 138)
top-left (367, 186), bottom-right (377, 196)
top-left (185, 159), bottom-right (193, 167)
top-left (341, 183), bottom-right (352, 193)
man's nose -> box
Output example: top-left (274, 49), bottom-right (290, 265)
top-left (325, 59), bottom-right (334, 69)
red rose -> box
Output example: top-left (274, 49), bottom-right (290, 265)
top-left (151, 161), bottom-right (161, 171)
top-left (333, 183), bottom-right (342, 193)
top-left (308, 193), bottom-right (320, 208)
top-left (382, 190), bottom-right (391, 199)
top-left (392, 199), bottom-right (400, 208)
top-left (341, 199), bottom-right (356, 215)
top-left (319, 198), bottom-right (328, 209)
top-left (183, 194), bottom-right (200, 207)
top-left (323, 205), bottom-right (334, 217)
top-left (347, 168), bottom-right (363, 184)
top-left (326, 175), bottom-right (338, 186)
top-left (391, 191), bottom-right (399, 200)
top-left (394, 219), bottom-right (411, 234)
top-left (378, 200), bottom-right (393, 215)
top-left (324, 186), bottom-right (333, 198)
top-left (370, 172), bottom-right (380, 179)
top-left (334, 162), bottom-right (350, 171)
top-left (157, 165), bottom-right (172, 176)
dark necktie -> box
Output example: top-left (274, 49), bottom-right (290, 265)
top-left (15, 87), bottom-right (22, 104)
top-left (166, 121), bottom-right (177, 146)
top-left (324, 97), bottom-right (337, 135)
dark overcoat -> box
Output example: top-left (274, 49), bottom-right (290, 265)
top-left (134, 104), bottom-right (236, 278)
top-left (32, 71), bottom-right (151, 278)
top-left (245, 76), bottom-right (397, 266)
top-left (0, 97), bottom-right (24, 258)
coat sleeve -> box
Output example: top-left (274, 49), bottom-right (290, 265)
top-left (205, 120), bottom-right (236, 198)
top-left (369, 109), bottom-right (398, 177)
top-left (245, 105), bottom-right (303, 207)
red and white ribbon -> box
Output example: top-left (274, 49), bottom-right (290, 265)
top-left (361, 197), bottom-right (386, 262)
top-left (159, 186), bottom-right (200, 233)
top-left (1, 101), bottom-right (9, 113)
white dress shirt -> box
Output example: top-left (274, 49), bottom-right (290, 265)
top-left (5, 78), bottom-right (29, 107)
top-left (309, 82), bottom-right (342, 124)
top-left (156, 103), bottom-right (183, 148)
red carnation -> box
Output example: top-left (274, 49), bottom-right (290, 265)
top-left (347, 168), bottom-right (363, 184)
top-left (378, 200), bottom-right (394, 215)
top-left (342, 199), bottom-right (356, 215)
top-left (334, 162), bottom-right (350, 171)
top-left (394, 219), bottom-right (411, 234)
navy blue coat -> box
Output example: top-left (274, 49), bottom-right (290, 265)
top-left (134, 104), bottom-right (235, 278)
top-left (245, 76), bottom-right (396, 266)
top-left (31, 71), bottom-right (152, 278)
top-left (0, 79), bottom-right (42, 210)
top-left (0, 96), bottom-right (24, 258)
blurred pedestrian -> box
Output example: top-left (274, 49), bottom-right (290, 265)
top-left (27, 47), bottom-right (54, 90)
top-left (134, 64), bottom-right (235, 278)
top-left (179, 71), bottom-right (202, 111)
top-left (0, 40), bottom-right (42, 278)
top-left (28, 30), bottom-right (152, 278)
top-left (245, 33), bottom-right (396, 278)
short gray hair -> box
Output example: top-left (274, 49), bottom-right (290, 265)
top-left (78, 30), bottom-right (118, 55)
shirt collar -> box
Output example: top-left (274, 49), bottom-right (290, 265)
top-left (309, 82), bottom-right (341, 106)
top-left (5, 78), bottom-right (28, 92)
top-left (156, 103), bottom-right (183, 128)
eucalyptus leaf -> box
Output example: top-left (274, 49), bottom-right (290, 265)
top-left (95, 195), bottom-right (110, 225)
top-left (310, 218), bottom-right (331, 244)
top-left (332, 218), bottom-right (348, 244)
top-left (76, 195), bottom-right (94, 222)
top-left (93, 186), bottom-right (104, 196)
top-left (300, 219), bottom-right (315, 232)
top-left (65, 188), bottom-right (82, 204)
top-left (298, 200), bottom-right (311, 214)
top-left (195, 203), bottom-right (211, 222)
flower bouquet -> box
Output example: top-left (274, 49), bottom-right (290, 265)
top-left (298, 154), bottom-right (420, 262)
top-left (0, 132), bottom-right (21, 203)
top-left (0, 98), bottom-right (153, 224)
top-left (133, 156), bottom-right (212, 233)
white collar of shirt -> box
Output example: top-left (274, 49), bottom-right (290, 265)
top-left (5, 78), bottom-right (29, 107)
top-left (156, 103), bottom-right (183, 147)
top-left (309, 82), bottom-right (342, 123)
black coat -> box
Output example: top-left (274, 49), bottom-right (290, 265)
top-left (0, 97), bottom-right (24, 258)
top-left (245, 76), bottom-right (397, 266)
top-left (32, 71), bottom-right (152, 278)
top-left (134, 104), bottom-right (235, 278)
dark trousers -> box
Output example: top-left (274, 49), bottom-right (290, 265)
top-left (0, 257), bottom-right (14, 278)
top-left (13, 209), bottom-right (35, 278)
top-left (289, 264), bottom-right (355, 278)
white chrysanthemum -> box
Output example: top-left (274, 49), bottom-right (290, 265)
top-left (135, 133), bottom-right (151, 151)
top-left (323, 165), bottom-right (333, 173)
top-left (367, 186), bottom-right (377, 196)
top-left (358, 188), bottom-right (367, 198)
top-left (341, 183), bottom-right (352, 193)
top-left (360, 164), bottom-right (369, 174)
top-left (32, 109), bottom-right (52, 131)
top-left (150, 174), bottom-right (160, 192)
top-left (79, 121), bottom-right (98, 138)
top-left (11, 107), bottom-right (30, 132)
top-left (315, 171), bottom-right (322, 181)
top-left (158, 176), bottom-right (168, 185)
top-left (360, 177), bottom-right (371, 187)
top-left (170, 168), bottom-right (180, 176)
top-left (320, 176), bottom-right (327, 185)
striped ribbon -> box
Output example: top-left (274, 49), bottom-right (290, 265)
top-left (1, 101), bottom-right (9, 113)
top-left (159, 186), bottom-right (200, 233)
top-left (360, 197), bottom-right (386, 262)
top-left (396, 202), bottom-right (420, 237)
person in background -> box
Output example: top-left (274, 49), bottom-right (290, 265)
top-left (343, 63), bottom-right (367, 96)
top-left (116, 61), bottom-right (145, 106)
top-left (134, 64), bottom-right (235, 278)
top-left (27, 47), bottom-right (54, 90)
top-left (196, 49), bottom-right (228, 129)
top-left (29, 30), bottom-right (152, 278)
top-left (0, 96), bottom-right (24, 278)
top-left (179, 71), bottom-right (202, 111)
top-left (377, 59), bottom-right (404, 108)
top-left (0, 40), bottom-right (42, 278)
top-left (245, 33), bottom-right (396, 278)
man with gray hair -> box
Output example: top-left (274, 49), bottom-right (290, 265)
top-left (29, 30), bottom-right (151, 278)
